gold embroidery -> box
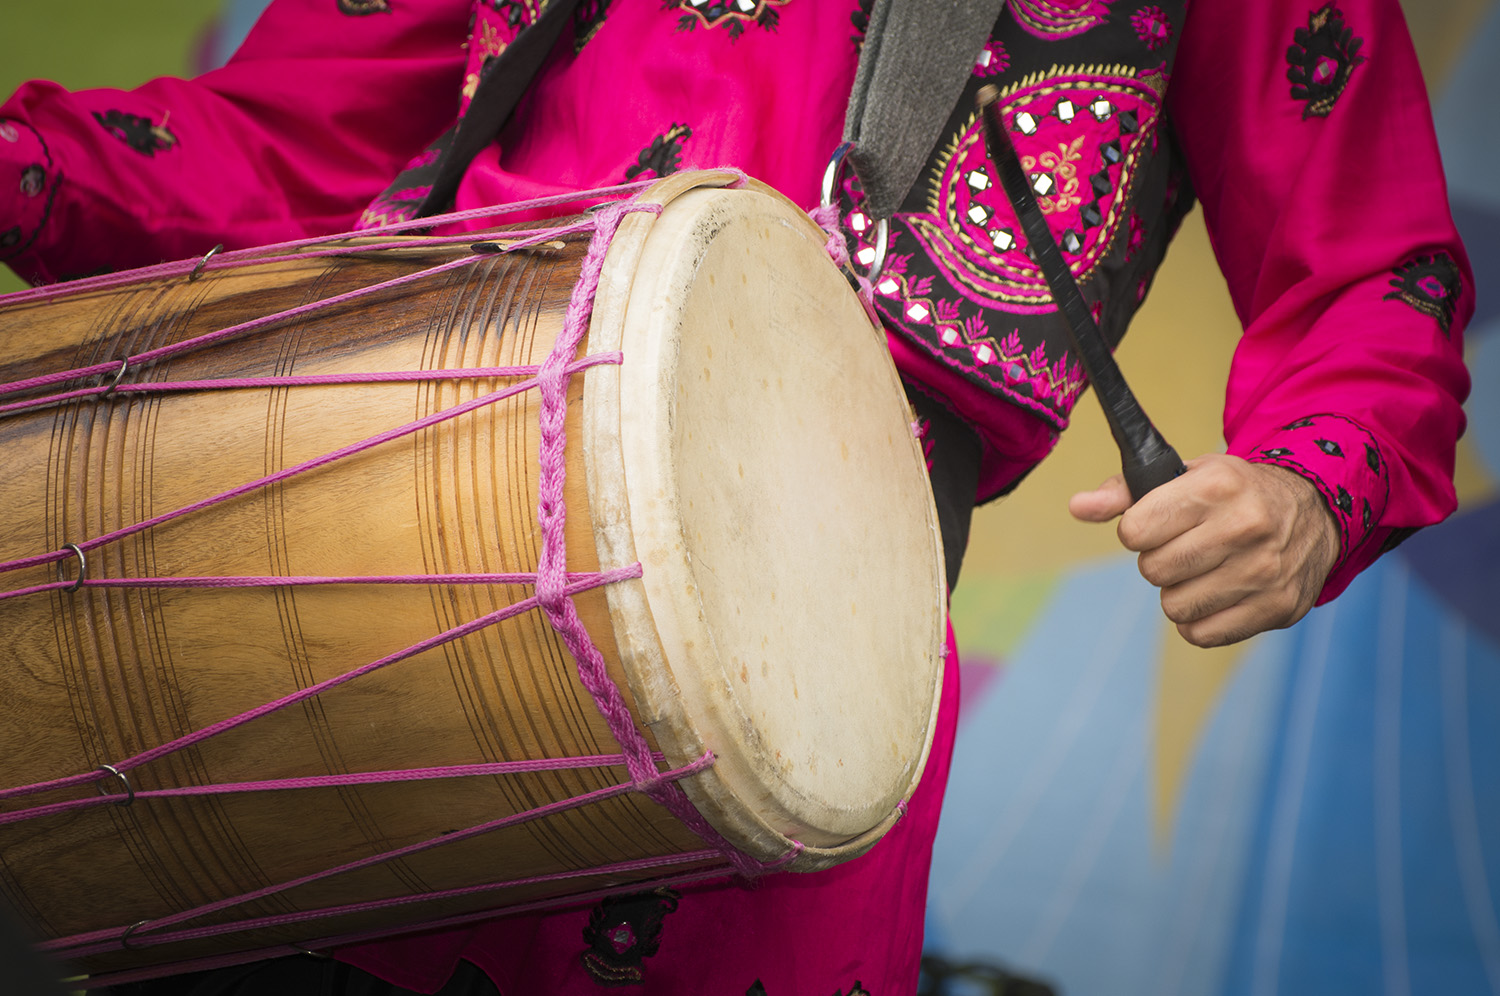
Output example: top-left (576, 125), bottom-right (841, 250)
top-left (1022, 134), bottom-right (1086, 214)
top-left (476, 19), bottom-right (508, 58)
top-left (1008, 0), bottom-right (1108, 37)
top-left (980, 64), bottom-right (1141, 104)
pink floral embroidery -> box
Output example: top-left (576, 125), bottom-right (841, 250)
top-left (1131, 5), bottom-right (1172, 50)
top-left (1126, 213), bottom-right (1144, 258)
top-left (403, 148), bottom-right (442, 171)
top-left (975, 40), bottom-right (1009, 77)
top-left (908, 65), bottom-right (1161, 318)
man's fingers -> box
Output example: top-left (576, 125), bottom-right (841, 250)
top-left (1068, 453), bottom-right (1339, 647)
top-left (1136, 532), bottom-right (1231, 590)
top-left (1174, 599), bottom-right (1269, 648)
top-left (1172, 587), bottom-right (1315, 648)
top-left (1068, 473), bottom-right (1131, 522)
top-left (1115, 457), bottom-right (1220, 552)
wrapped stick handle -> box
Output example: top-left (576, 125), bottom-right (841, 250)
top-left (977, 85), bottom-right (1185, 502)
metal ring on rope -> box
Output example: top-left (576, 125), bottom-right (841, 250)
top-left (189, 244), bottom-right (224, 282)
top-left (58, 543), bottom-right (86, 594)
top-left (97, 358), bottom-right (130, 401)
top-left (820, 142), bottom-right (889, 284)
top-left (96, 765), bottom-right (135, 807)
top-left (119, 920), bottom-right (150, 950)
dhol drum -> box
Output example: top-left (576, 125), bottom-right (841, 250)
top-left (0, 171), bottom-right (946, 982)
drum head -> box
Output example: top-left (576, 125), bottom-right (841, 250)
top-left (584, 175), bottom-right (947, 867)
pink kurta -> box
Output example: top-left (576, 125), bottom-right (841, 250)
top-left (0, 1), bottom-right (1473, 993)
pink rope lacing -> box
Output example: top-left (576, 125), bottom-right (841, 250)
top-left (0, 751), bottom-right (669, 827)
top-left (0, 363), bottom-right (562, 417)
top-left (78, 862), bottom-right (741, 992)
top-left (0, 180), bottom-right (795, 959)
top-left (527, 198), bottom-right (767, 880)
top-left (43, 760), bottom-right (721, 960)
top-left (0, 178), bottom-right (658, 308)
top-left (0, 355), bottom-right (615, 578)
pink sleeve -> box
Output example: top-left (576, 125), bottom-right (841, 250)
top-left (1167, 0), bottom-right (1473, 602)
top-left (0, 0), bottom-right (469, 284)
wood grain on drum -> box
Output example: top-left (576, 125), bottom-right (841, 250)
top-left (0, 174), bottom-right (945, 981)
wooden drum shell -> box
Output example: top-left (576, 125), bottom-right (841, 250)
top-left (0, 172), bottom-right (946, 977)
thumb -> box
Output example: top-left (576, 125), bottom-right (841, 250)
top-left (1069, 473), bottom-right (1132, 522)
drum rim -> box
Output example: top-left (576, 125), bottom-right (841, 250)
top-left (581, 171), bottom-right (946, 870)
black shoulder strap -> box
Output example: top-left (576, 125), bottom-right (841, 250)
top-left (381, 0), bottom-right (583, 221)
top-left (844, 0), bottom-right (1007, 220)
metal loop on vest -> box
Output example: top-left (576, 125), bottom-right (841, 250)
top-left (59, 543), bottom-right (87, 593)
top-left (820, 142), bottom-right (889, 284)
top-left (189, 243), bottom-right (224, 282)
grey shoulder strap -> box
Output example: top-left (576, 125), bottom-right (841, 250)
top-left (844, 0), bottom-right (1007, 219)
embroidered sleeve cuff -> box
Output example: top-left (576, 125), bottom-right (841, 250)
top-left (0, 118), bottom-right (60, 277)
top-left (1244, 413), bottom-right (1393, 604)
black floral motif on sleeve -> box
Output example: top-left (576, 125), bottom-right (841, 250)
top-left (1286, 3), bottom-right (1366, 119)
top-left (580, 887), bottom-right (681, 986)
top-left (91, 110), bottom-right (178, 157)
top-left (1, 118), bottom-right (62, 264)
top-left (1252, 413), bottom-right (1391, 568)
top-left (625, 124), bottom-right (693, 180)
top-left (1384, 251), bottom-right (1462, 335)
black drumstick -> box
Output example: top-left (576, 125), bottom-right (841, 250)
top-left (977, 85), bottom-right (1185, 502)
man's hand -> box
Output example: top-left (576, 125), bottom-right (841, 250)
top-left (1068, 454), bottom-right (1340, 647)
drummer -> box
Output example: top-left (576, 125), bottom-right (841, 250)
top-left (0, 1), bottom-right (1470, 994)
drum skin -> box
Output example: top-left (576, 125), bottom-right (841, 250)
top-left (0, 172), bottom-right (945, 976)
